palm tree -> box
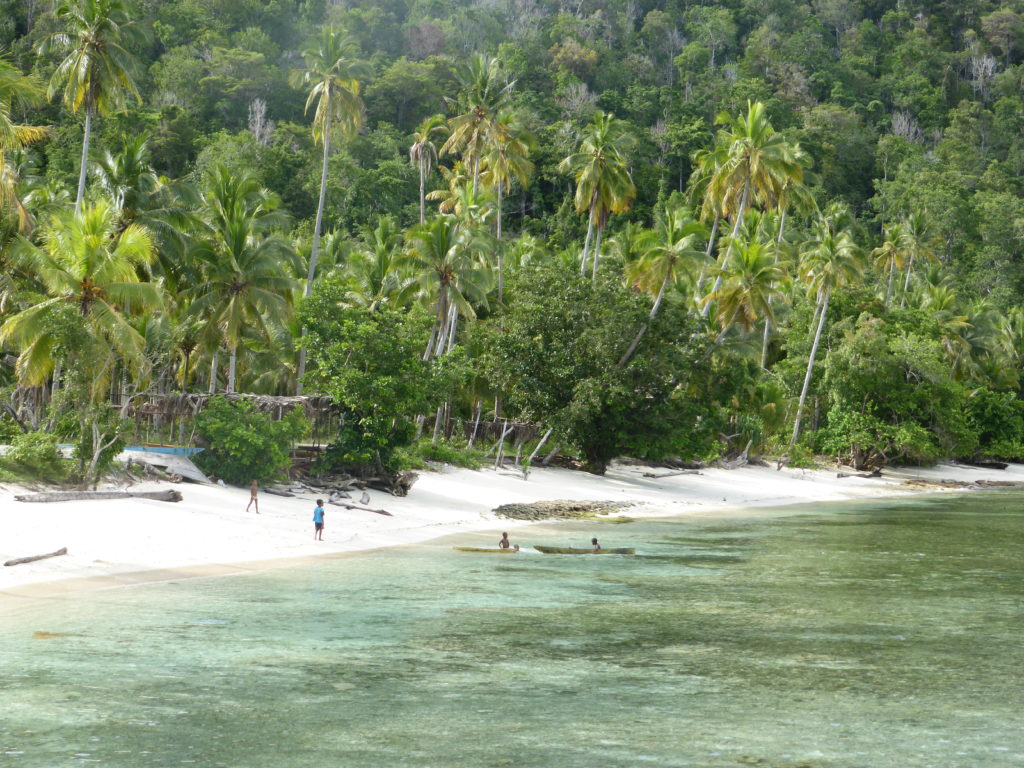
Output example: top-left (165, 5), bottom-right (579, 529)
top-left (185, 166), bottom-right (298, 393)
top-left (440, 54), bottom-right (515, 195)
top-left (0, 54), bottom-right (49, 232)
top-left (480, 110), bottom-right (533, 304)
top-left (346, 216), bottom-right (416, 311)
top-left (705, 237), bottom-right (786, 334)
top-left (898, 210), bottom-right (936, 306)
top-left (701, 101), bottom-right (802, 317)
top-left (619, 206), bottom-right (704, 366)
top-left (40, 0), bottom-right (142, 212)
top-left (0, 199), bottom-right (160, 395)
top-left (404, 215), bottom-right (491, 360)
top-left (871, 222), bottom-right (909, 307)
top-left (558, 112), bottom-right (637, 278)
top-left (409, 114), bottom-right (448, 225)
top-left (789, 220), bottom-right (862, 448)
top-left (289, 26), bottom-right (369, 387)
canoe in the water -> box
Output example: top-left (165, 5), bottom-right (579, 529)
top-left (453, 546), bottom-right (520, 553)
top-left (534, 546), bottom-right (635, 555)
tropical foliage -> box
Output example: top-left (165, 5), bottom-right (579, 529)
top-left (3, 0), bottom-right (1024, 480)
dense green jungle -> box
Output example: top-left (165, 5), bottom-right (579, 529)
top-left (3, 0), bottom-right (1024, 483)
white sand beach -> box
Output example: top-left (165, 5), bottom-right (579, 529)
top-left (2, 459), bottom-right (1022, 601)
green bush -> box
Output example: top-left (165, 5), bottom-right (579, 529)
top-left (193, 397), bottom-right (308, 485)
top-left (410, 439), bottom-right (485, 469)
top-left (2, 431), bottom-right (68, 483)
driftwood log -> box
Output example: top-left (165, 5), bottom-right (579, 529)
top-left (837, 470), bottom-right (883, 479)
top-left (328, 500), bottom-right (393, 516)
top-left (366, 471), bottom-right (418, 497)
top-left (5, 547), bottom-right (68, 566)
top-left (263, 488), bottom-right (296, 497)
top-left (642, 469), bottom-right (702, 478)
top-left (15, 490), bottom-right (183, 503)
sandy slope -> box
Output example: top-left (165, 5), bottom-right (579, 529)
top-left (2, 459), bottom-right (1021, 600)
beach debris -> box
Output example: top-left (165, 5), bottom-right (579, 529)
top-left (642, 469), bottom-right (703, 478)
top-left (494, 500), bottom-right (635, 521)
top-left (837, 469), bottom-right (882, 479)
top-left (14, 490), bottom-right (183, 503)
top-left (264, 487), bottom-right (296, 497)
top-left (5, 547), bottom-right (68, 567)
top-left (328, 500), bottom-right (393, 516)
top-left (359, 491), bottom-right (370, 505)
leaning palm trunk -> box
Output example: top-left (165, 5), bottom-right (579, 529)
top-left (297, 121), bottom-right (333, 392)
top-left (885, 255), bottom-right (897, 306)
top-left (701, 176), bottom-right (749, 318)
top-left (790, 287), bottom-right (830, 448)
top-left (75, 106), bottom-right (92, 213)
top-left (694, 213), bottom-right (720, 299)
top-left (900, 255), bottom-right (914, 307)
top-left (619, 259), bottom-right (673, 367)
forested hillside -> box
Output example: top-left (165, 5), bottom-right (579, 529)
top-left (3, 0), bottom-right (1024, 480)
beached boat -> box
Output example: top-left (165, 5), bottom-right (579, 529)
top-left (534, 546), bottom-right (635, 555)
top-left (453, 546), bottom-right (520, 553)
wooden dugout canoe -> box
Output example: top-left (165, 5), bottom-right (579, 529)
top-left (534, 546), bottom-right (635, 555)
top-left (452, 546), bottom-right (520, 553)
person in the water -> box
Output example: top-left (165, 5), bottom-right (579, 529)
top-left (498, 532), bottom-right (519, 551)
top-left (591, 537), bottom-right (601, 552)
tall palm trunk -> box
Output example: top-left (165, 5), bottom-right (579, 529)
top-left (790, 287), bottom-right (830, 448)
top-left (580, 190), bottom-right (598, 276)
top-left (760, 210), bottom-right (786, 367)
top-left (296, 121), bottom-right (332, 392)
top-left (694, 213), bottom-right (720, 297)
top-left (701, 175), bottom-right (749, 318)
top-left (418, 162), bottom-right (427, 225)
top-left (227, 344), bottom-right (237, 394)
top-left (75, 106), bottom-right (93, 213)
top-left (208, 350), bottom-right (218, 394)
top-left (591, 222), bottom-right (604, 279)
top-left (885, 255), bottom-right (896, 306)
top-left (496, 180), bottom-right (504, 304)
top-left (618, 257), bottom-right (674, 367)
top-left (900, 254), bottom-right (914, 307)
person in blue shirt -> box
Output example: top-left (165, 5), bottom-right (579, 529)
top-left (313, 499), bottom-right (325, 540)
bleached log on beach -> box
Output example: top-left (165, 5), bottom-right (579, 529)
top-left (642, 469), bottom-right (703, 478)
top-left (328, 500), bottom-right (393, 516)
top-left (263, 488), bottom-right (296, 497)
top-left (14, 490), bottom-right (183, 503)
top-left (837, 470), bottom-right (882, 479)
top-left (4, 547), bottom-right (68, 566)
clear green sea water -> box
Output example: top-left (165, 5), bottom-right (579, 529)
top-left (2, 492), bottom-right (1023, 768)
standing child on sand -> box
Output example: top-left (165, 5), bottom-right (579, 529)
top-left (247, 479), bottom-right (259, 514)
top-left (313, 499), bottom-right (325, 540)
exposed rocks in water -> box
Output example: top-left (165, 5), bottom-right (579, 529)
top-left (493, 499), bottom-right (635, 521)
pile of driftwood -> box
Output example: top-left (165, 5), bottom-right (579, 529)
top-left (268, 470), bottom-right (418, 500)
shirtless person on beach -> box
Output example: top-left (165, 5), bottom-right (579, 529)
top-left (247, 480), bottom-right (259, 514)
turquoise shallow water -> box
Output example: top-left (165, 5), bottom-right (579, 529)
top-left (2, 492), bottom-right (1023, 768)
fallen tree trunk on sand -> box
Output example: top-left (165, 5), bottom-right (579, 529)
top-left (15, 490), bottom-right (183, 503)
top-left (366, 471), bottom-right (418, 497)
top-left (5, 547), bottom-right (68, 566)
top-left (837, 469), bottom-right (882, 479)
top-left (328, 500), bottom-right (393, 516)
top-left (263, 488), bottom-right (296, 497)
top-left (642, 469), bottom-right (702, 478)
